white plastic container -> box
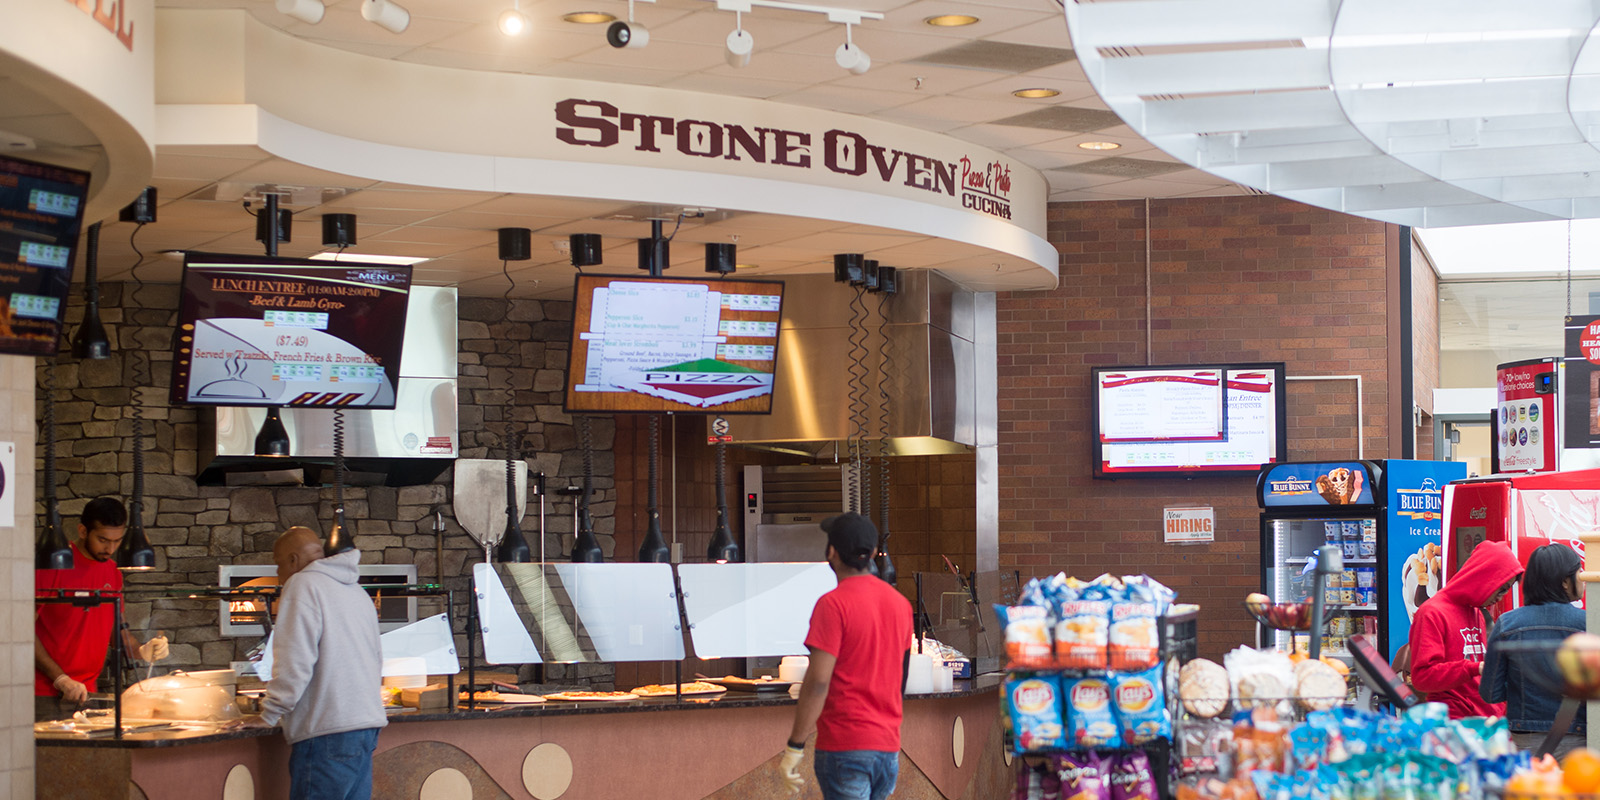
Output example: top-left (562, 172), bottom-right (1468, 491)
top-left (933, 663), bottom-right (954, 693)
top-left (904, 653), bottom-right (935, 694)
top-left (779, 656), bottom-right (809, 684)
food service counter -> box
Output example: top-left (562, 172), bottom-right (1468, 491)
top-left (39, 677), bottom-right (1005, 800)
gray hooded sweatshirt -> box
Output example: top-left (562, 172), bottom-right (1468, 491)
top-left (260, 549), bottom-right (388, 744)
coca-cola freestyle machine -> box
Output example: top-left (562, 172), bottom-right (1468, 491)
top-left (1441, 468), bottom-right (1600, 613)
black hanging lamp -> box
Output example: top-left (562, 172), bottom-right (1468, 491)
top-left (707, 421), bottom-right (740, 563)
top-left (255, 406), bottom-right (290, 457)
top-left (70, 222), bottom-right (111, 360)
top-left (36, 356), bottom-right (72, 570)
top-left (637, 415), bottom-right (670, 562)
top-left (570, 416), bottom-right (603, 562)
top-left (118, 376), bottom-right (156, 570)
top-left (496, 424), bottom-right (532, 562)
top-left (324, 408), bottom-right (355, 556)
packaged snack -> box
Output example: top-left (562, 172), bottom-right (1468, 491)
top-left (1064, 675), bottom-right (1123, 749)
top-left (1110, 575), bottom-right (1172, 671)
top-left (999, 604), bottom-right (1055, 668)
top-left (1112, 666), bottom-right (1171, 745)
top-left (1006, 674), bottom-right (1067, 754)
top-left (1108, 752), bottom-right (1160, 800)
top-left (1293, 659), bottom-right (1346, 712)
top-left (1179, 717), bottom-right (1233, 778)
top-left (1053, 751), bottom-right (1110, 800)
top-left (1225, 646), bottom-right (1295, 710)
top-left (1325, 522), bottom-right (1343, 543)
top-left (1055, 577), bottom-right (1113, 669)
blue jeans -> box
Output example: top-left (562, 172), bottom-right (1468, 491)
top-left (289, 728), bottom-right (380, 800)
top-left (814, 749), bottom-right (898, 800)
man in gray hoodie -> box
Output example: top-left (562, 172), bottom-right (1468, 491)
top-left (256, 527), bottom-right (388, 800)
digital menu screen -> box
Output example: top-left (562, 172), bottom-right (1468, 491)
top-left (1095, 366), bottom-right (1226, 443)
top-left (564, 274), bottom-right (784, 414)
top-left (1094, 363), bottom-right (1286, 478)
top-left (170, 253), bottom-right (411, 409)
top-left (0, 155), bottom-right (90, 356)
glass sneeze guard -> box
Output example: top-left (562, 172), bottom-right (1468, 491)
top-left (677, 562), bottom-right (836, 659)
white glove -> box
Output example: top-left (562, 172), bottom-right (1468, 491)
top-left (53, 674), bottom-right (88, 704)
top-left (780, 745), bottom-right (805, 793)
top-left (138, 636), bottom-right (169, 662)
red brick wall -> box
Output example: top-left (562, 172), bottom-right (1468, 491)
top-left (997, 196), bottom-right (1399, 659)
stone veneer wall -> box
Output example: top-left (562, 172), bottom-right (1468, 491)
top-left (40, 283), bottom-right (618, 686)
top-left (3, 355), bottom-right (37, 796)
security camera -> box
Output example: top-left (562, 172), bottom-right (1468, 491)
top-left (607, 20), bottom-right (649, 49)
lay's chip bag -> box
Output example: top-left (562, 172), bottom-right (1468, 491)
top-left (1111, 666), bottom-right (1171, 745)
top-left (1006, 674), bottom-right (1067, 755)
top-left (1054, 576), bottom-right (1113, 669)
top-left (1064, 675), bottom-right (1123, 749)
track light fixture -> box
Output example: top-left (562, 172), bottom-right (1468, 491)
top-left (725, 11), bottom-right (753, 67)
top-left (255, 207), bottom-right (292, 245)
top-left (361, 0), bottom-right (410, 33)
top-left (498, 0), bottom-right (528, 35)
top-left (607, 0), bottom-right (648, 48)
top-left (119, 186), bottom-right (157, 224)
top-left (275, 0), bottom-right (326, 24)
top-left (835, 23), bottom-right (870, 75)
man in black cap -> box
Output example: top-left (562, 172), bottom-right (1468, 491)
top-left (780, 512), bottom-right (913, 800)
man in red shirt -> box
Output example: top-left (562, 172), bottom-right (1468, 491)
top-left (783, 512), bottom-right (913, 800)
top-left (35, 497), bottom-right (167, 721)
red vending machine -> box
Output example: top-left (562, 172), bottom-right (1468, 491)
top-left (1441, 468), bottom-right (1600, 614)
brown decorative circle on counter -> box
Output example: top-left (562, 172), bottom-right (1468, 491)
top-left (419, 767), bottom-right (472, 800)
top-left (222, 764), bottom-right (254, 800)
top-left (952, 716), bottom-right (965, 769)
top-left (522, 743), bottom-right (574, 800)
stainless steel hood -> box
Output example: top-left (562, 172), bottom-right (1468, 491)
top-left (197, 286), bottom-right (459, 486)
top-left (722, 271), bottom-right (976, 457)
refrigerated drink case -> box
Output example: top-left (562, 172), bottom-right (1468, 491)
top-left (1258, 460), bottom-right (1465, 662)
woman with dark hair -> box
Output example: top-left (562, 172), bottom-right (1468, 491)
top-left (1481, 543), bottom-right (1586, 755)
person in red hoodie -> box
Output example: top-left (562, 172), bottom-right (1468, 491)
top-left (1408, 540), bottom-right (1523, 719)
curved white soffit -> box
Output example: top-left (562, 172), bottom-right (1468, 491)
top-left (0, 0), bottom-right (156, 223)
top-left (233, 108), bottom-right (1058, 288)
top-left (1063, 0), bottom-right (1600, 228)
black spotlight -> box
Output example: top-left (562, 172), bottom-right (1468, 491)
top-left (833, 253), bottom-right (864, 284)
top-left (322, 213), bottom-right (357, 247)
top-left (875, 265), bottom-right (898, 295)
top-left (255, 208), bottom-right (292, 244)
top-left (499, 227), bottom-right (532, 261)
top-left (705, 243), bottom-right (737, 275)
top-left (119, 186), bottom-right (158, 224)
top-left (862, 259), bottom-right (880, 290)
top-left (637, 236), bottom-right (669, 273)
top-left (570, 234), bottom-right (603, 267)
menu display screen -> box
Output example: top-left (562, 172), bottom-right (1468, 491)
top-left (564, 274), bottom-right (785, 414)
top-left (1095, 366), bottom-right (1226, 443)
top-left (1094, 363), bottom-right (1286, 478)
top-left (0, 155), bottom-right (90, 356)
top-left (170, 253), bottom-right (411, 409)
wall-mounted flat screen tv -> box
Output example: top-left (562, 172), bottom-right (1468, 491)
top-left (0, 155), bottom-right (91, 356)
top-left (564, 274), bottom-right (784, 414)
top-left (1093, 362), bottom-right (1287, 479)
top-left (170, 253), bottom-right (411, 409)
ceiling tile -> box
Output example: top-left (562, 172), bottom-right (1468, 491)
top-left (992, 104), bottom-right (1123, 133)
top-left (1054, 156), bottom-right (1189, 179)
top-left (909, 40), bottom-right (1074, 73)
top-left (153, 153), bottom-right (272, 182)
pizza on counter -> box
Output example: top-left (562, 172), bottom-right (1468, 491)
top-left (630, 681), bottom-right (727, 697)
top-left (543, 690), bottom-right (640, 702)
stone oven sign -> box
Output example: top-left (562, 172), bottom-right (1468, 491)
top-left (554, 97), bottom-right (1020, 225)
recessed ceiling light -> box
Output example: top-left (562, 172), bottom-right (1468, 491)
top-left (563, 11), bottom-right (615, 23)
top-left (309, 252), bottom-right (431, 266)
top-left (924, 14), bottom-right (979, 26)
top-left (1012, 88), bottom-right (1060, 99)
top-left (1077, 141), bottom-right (1122, 151)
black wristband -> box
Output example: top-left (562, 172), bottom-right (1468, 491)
top-left (787, 739), bottom-right (806, 750)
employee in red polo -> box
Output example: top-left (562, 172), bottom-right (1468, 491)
top-left (35, 497), bottom-right (168, 721)
top-left (782, 512), bottom-right (913, 800)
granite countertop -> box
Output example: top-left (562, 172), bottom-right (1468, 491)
top-left (36, 674), bottom-right (1001, 749)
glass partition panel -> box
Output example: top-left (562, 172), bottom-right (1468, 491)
top-left (482, 563), bottom-right (684, 663)
top-left (914, 570), bottom-right (1004, 667)
top-left (379, 614), bottom-right (461, 675)
top-left (677, 563), bottom-right (836, 659)
top-left (473, 563), bottom-right (543, 664)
